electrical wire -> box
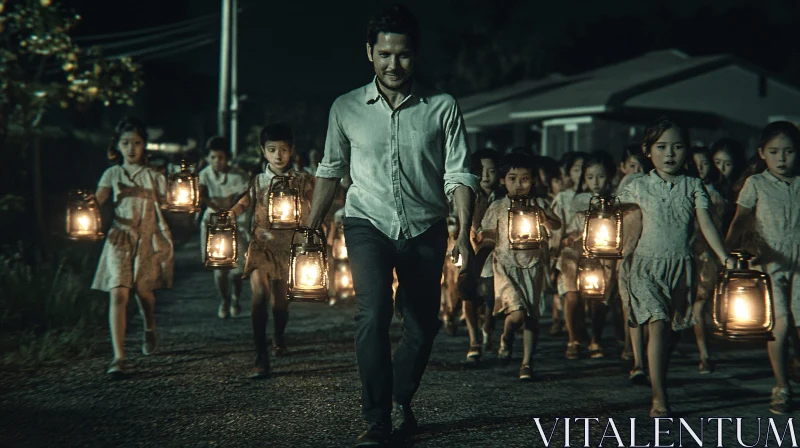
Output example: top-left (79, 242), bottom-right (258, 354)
top-left (88, 21), bottom-right (216, 51)
top-left (138, 37), bottom-right (218, 61)
top-left (105, 33), bottom-right (215, 59)
top-left (73, 12), bottom-right (218, 43)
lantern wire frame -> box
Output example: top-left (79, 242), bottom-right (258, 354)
top-left (712, 250), bottom-right (775, 341)
top-left (267, 174), bottom-right (301, 230)
top-left (287, 226), bottom-right (330, 302)
top-left (66, 189), bottom-right (104, 241)
top-left (507, 196), bottom-right (546, 250)
top-left (582, 195), bottom-right (623, 259)
top-left (163, 160), bottom-right (200, 213)
top-left (204, 211), bottom-right (238, 270)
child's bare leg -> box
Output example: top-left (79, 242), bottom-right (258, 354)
top-left (503, 310), bottom-right (524, 348)
top-left (271, 280), bottom-right (289, 351)
top-left (109, 287), bottom-right (129, 361)
top-left (769, 316), bottom-right (791, 388)
top-left (250, 270), bottom-right (270, 356)
top-left (590, 302), bottom-right (607, 345)
top-left (231, 273), bottom-right (243, 302)
top-left (563, 292), bottom-right (581, 343)
top-left (463, 300), bottom-right (481, 348)
top-left (692, 300), bottom-right (711, 363)
top-left (134, 287), bottom-right (156, 331)
top-left (214, 270), bottom-right (230, 305)
top-left (522, 316), bottom-right (539, 367)
top-left (647, 320), bottom-right (671, 411)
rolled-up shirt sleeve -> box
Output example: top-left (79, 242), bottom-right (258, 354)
top-left (442, 100), bottom-right (479, 197)
top-left (316, 99), bottom-right (350, 180)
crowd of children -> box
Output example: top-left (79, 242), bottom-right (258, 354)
top-left (89, 115), bottom-right (798, 417)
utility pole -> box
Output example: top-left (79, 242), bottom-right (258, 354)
top-left (217, 0), bottom-right (231, 139)
top-left (230, 0), bottom-right (239, 157)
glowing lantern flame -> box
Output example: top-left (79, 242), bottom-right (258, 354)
top-left (300, 264), bottom-right (320, 287)
top-left (77, 214), bottom-right (90, 231)
top-left (594, 225), bottom-right (611, 248)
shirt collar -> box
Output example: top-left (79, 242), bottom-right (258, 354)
top-left (762, 169), bottom-right (797, 185)
top-left (647, 169), bottom-right (682, 186)
top-left (364, 76), bottom-right (427, 105)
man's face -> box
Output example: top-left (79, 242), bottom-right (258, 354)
top-left (367, 32), bottom-right (416, 92)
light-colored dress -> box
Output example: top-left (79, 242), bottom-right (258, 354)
top-left (617, 170), bottom-right (710, 330)
top-left (91, 165), bottom-right (174, 292)
top-left (199, 166), bottom-right (251, 274)
top-left (736, 171), bottom-right (800, 320)
top-left (616, 173), bottom-right (645, 320)
top-left (692, 182), bottom-right (726, 300)
top-left (552, 190), bottom-right (579, 296)
top-left (482, 196), bottom-right (548, 317)
top-left (232, 165), bottom-right (315, 281)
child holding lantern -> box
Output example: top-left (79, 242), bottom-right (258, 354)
top-left (228, 123), bottom-right (316, 378)
top-left (199, 136), bottom-right (251, 319)
top-left (617, 117), bottom-right (732, 417)
top-left (726, 121), bottom-right (800, 415)
top-left (560, 151), bottom-right (619, 360)
top-left (91, 116), bottom-right (174, 376)
top-left (480, 153), bottom-right (561, 380)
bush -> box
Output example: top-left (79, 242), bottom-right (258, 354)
top-left (0, 243), bottom-right (107, 366)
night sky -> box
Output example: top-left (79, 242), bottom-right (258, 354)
top-left (58, 0), bottom-right (800, 141)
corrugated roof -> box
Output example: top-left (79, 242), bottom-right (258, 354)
top-left (458, 73), bottom-right (567, 113)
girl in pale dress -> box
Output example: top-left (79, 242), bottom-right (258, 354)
top-left (615, 145), bottom-right (651, 384)
top-left (479, 153), bottom-right (561, 380)
top-left (561, 151), bottom-right (618, 360)
top-left (689, 146), bottom-right (728, 374)
top-left (228, 124), bottom-right (315, 378)
top-left (92, 117), bottom-right (174, 376)
top-left (617, 117), bottom-right (732, 417)
top-left (726, 121), bottom-right (800, 415)
top-left (198, 136), bottom-right (250, 319)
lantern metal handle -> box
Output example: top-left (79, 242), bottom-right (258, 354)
top-left (291, 226), bottom-right (328, 252)
top-left (728, 250), bottom-right (754, 270)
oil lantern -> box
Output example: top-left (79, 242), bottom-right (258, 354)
top-left (582, 196), bottom-right (623, 259)
top-left (288, 227), bottom-right (329, 302)
top-left (66, 190), bottom-right (104, 241)
top-left (508, 196), bottom-right (544, 250)
top-left (713, 251), bottom-right (774, 341)
top-left (267, 175), bottom-right (300, 230)
top-left (165, 161), bottom-right (200, 213)
top-left (332, 223), bottom-right (348, 261)
top-left (334, 261), bottom-right (355, 300)
top-left (578, 257), bottom-right (605, 300)
top-left (205, 212), bottom-right (238, 269)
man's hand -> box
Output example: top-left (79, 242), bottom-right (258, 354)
top-left (452, 233), bottom-right (475, 275)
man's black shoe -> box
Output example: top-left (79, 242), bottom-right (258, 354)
top-left (391, 403), bottom-right (419, 435)
top-left (354, 423), bottom-right (391, 447)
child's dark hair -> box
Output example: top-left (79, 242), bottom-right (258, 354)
top-left (498, 152), bottom-right (536, 180)
top-left (620, 143), bottom-right (651, 171)
top-left (642, 116), bottom-right (691, 156)
top-left (576, 150), bottom-right (616, 194)
top-left (560, 151), bottom-right (589, 174)
top-left (690, 146), bottom-right (722, 185)
top-left (732, 155), bottom-right (767, 199)
top-left (470, 148), bottom-right (500, 175)
top-left (758, 121), bottom-right (800, 156)
top-left (536, 156), bottom-right (561, 188)
top-left (204, 136), bottom-right (230, 158)
top-left (107, 116), bottom-right (148, 165)
top-left (259, 123), bottom-right (294, 148)
top-left (367, 4), bottom-right (420, 54)
top-left (710, 137), bottom-right (746, 181)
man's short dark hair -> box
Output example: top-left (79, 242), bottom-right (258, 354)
top-left (367, 4), bottom-right (420, 53)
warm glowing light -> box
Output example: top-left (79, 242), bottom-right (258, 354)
top-left (594, 225), bottom-right (611, 248)
top-left (299, 263), bottom-right (320, 287)
top-left (280, 200), bottom-right (291, 219)
top-left (210, 238), bottom-right (228, 259)
top-left (731, 291), bottom-right (755, 322)
top-left (519, 218), bottom-right (532, 238)
top-left (584, 274), bottom-right (601, 291)
top-left (77, 214), bottom-right (90, 232)
top-left (175, 187), bottom-right (191, 204)
top-left (340, 273), bottom-right (351, 288)
top-left (454, 254), bottom-right (463, 267)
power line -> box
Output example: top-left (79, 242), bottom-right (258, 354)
top-left (139, 37), bottom-right (218, 61)
top-left (106, 34), bottom-right (216, 60)
top-left (73, 13), bottom-right (218, 43)
top-left (91, 22), bottom-right (213, 51)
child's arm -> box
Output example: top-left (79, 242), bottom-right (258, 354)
top-left (696, 208), bottom-right (733, 267)
top-left (724, 205), bottom-right (753, 250)
top-left (95, 187), bottom-right (112, 207)
top-left (228, 183), bottom-right (254, 219)
top-left (542, 207), bottom-right (561, 231)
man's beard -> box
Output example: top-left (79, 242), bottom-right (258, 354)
top-left (377, 72), bottom-right (411, 92)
